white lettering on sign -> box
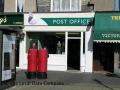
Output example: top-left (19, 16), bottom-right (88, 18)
top-left (52, 18), bottom-right (91, 25)
top-left (69, 19), bottom-right (90, 25)
top-left (53, 19), bottom-right (67, 25)
top-left (102, 34), bottom-right (120, 38)
top-left (0, 16), bottom-right (7, 24)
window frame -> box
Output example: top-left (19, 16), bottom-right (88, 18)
top-left (51, 0), bottom-right (81, 12)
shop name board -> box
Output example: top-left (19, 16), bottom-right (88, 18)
top-left (111, 16), bottom-right (120, 20)
top-left (0, 14), bottom-right (23, 26)
top-left (42, 18), bottom-right (93, 26)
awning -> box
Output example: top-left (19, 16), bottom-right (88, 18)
top-left (94, 12), bottom-right (120, 43)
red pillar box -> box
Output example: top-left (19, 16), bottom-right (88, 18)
top-left (27, 48), bottom-right (37, 79)
top-left (37, 48), bottom-right (48, 79)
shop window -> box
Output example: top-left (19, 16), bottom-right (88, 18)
top-left (26, 32), bottom-right (65, 54)
top-left (68, 32), bottom-right (81, 37)
top-left (36, 0), bottom-right (50, 12)
top-left (51, 0), bottom-right (81, 12)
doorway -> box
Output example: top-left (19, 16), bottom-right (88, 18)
top-left (93, 43), bottom-right (114, 73)
top-left (67, 39), bottom-right (80, 70)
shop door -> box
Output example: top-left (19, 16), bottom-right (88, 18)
top-left (67, 39), bottom-right (80, 70)
top-left (2, 33), bottom-right (16, 81)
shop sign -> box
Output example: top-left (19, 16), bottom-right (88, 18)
top-left (0, 14), bottom-right (23, 26)
top-left (41, 18), bottom-right (93, 26)
top-left (25, 13), bottom-right (94, 26)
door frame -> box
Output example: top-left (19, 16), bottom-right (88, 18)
top-left (66, 32), bottom-right (83, 71)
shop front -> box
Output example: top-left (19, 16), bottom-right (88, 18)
top-left (0, 14), bottom-right (23, 89)
top-left (93, 12), bottom-right (120, 74)
top-left (19, 13), bottom-right (95, 72)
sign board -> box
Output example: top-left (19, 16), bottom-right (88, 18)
top-left (24, 13), bottom-right (94, 26)
top-left (0, 14), bottom-right (23, 26)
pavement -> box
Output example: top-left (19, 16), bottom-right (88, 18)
top-left (6, 69), bottom-right (120, 90)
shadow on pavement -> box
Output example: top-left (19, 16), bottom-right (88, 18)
top-left (93, 79), bottom-right (114, 90)
top-left (105, 73), bottom-right (120, 78)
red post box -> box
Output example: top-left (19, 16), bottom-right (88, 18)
top-left (27, 48), bottom-right (37, 79)
top-left (37, 48), bottom-right (48, 79)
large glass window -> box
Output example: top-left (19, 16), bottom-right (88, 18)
top-left (53, 0), bottom-right (60, 11)
top-left (51, 0), bottom-right (81, 12)
top-left (62, 0), bottom-right (70, 11)
top-left (26, 32), bottom-right (65, 54)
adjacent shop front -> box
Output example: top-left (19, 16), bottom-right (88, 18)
top-left (93, 12), bottom-right (120, 74)
top-left (0, 14), bottom-right (23, 89)
top-left (19, 12), bottom-right (95, 72)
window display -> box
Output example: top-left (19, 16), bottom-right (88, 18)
top-left (27, 32), bottom-right (65, 54)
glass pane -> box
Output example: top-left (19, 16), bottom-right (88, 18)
top-left (62, 0), bottom-right (70, 11)
top-left (53, 0), bottom-right (60, 11)
top-left (68, 32), bottom-right (81, 37)
top-left (71, 0), bottom-right (80, 11)
top-left (27, 32), bottom-right (65, 54)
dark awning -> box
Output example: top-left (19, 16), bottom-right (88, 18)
top-left (94, 12), bottom-right (120, 43)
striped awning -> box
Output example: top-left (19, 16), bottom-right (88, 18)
top-left (94, 40), bottom-right (120, 43)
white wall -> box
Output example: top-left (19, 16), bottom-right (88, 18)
top-left (19, 31), bottom-right (27, 69)
top-left (48, 54), bottom-right (67, 71)
top-left (85, 26), bottom-right (93, 72)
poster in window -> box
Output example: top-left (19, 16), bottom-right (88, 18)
top-left (2, 34), bottom-right (16, 81)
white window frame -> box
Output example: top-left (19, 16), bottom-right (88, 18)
top-left (51, 0), bottom-right (81, 12)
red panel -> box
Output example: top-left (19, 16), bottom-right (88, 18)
top-left (38, 49), bottom-right (48, 72)
top-left (27, 49), bottom-right (37, 72)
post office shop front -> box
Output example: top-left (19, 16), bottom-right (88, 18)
top-left (19, 13), bottom-right (95, 72)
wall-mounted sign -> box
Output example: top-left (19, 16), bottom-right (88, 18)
top-left (41, 18), bottom-right (93, 26)
top-left (24, 13), bottom-right (94, 26)
top-left (0, 14), bottom-right (23, 26)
